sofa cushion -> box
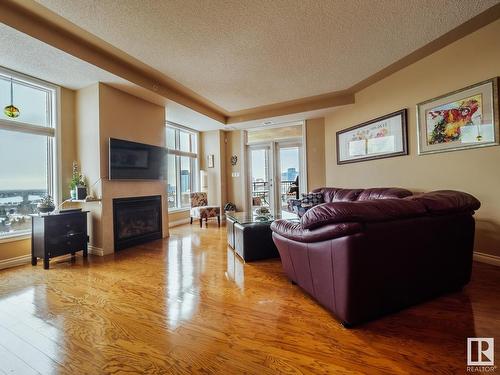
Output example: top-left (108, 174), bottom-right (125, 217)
top-left (406, 190), bottom-right (480, 214)
top-left (301, 192), bottom-right (324, 207)
top-left (301, 199), bottom-right (427, 230)
top-left (357, 187), bottom-right (412, 201)
top-left (271, 219), bottom-right (362, 243)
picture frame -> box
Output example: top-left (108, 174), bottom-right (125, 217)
top-left (416, 77), bottom-right (499, 155)
top-left (336, 109), bottom-right (408, 165)
top-left (207, 154), bottom-right (214, 168)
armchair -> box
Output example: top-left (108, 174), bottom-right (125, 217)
top-left (190, 192), bottom-right (221, 227)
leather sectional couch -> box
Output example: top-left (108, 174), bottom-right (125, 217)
top-left (270, 187), bottom-right (481, 326)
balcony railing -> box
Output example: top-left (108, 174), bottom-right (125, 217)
top-left (251, 180), bottom-right (298, 206)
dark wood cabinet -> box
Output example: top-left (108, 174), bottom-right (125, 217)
top-left (31, 211), bottom-right (89, 269)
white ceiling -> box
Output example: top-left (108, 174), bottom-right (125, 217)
top-left (0, 23), bottom-right (224, 131)
top-left (35, 0), bottom-right (499, 112)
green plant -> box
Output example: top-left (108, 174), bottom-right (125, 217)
top-left (38, 195), bottom-right (54, 208)
top-left (70, 161), bottom-right (86, 189)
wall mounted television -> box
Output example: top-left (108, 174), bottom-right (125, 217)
top-left (109, 138), bottom-right (166, 180)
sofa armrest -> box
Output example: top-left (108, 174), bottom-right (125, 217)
top-left (301, 199), bottom-right (427, 230)
top-left (270, 219), bottom-right (362, 243)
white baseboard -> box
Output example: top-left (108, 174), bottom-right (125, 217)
top-left (169, 218), bottom-right (191, 227)
top-left (0, 254), bottom-right (31, 270)
top-left (474, 251), bottom-right (500, 267)
top-left (88, 245), bottom-right (104, 256)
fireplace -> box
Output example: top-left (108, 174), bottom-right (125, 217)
top-left (113, 195), bottom-right (162, 251)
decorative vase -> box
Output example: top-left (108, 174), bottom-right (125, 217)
top-left (37, 203), bottom-right (55, 214)
top-left (76, 186), bottom-right (87, 200)
top-left (70, 189), bottom-right (77, 200)
top-left (254, 207), bottom-right (270, 217)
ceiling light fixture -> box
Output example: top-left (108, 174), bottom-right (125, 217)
top-left (4, 77), bottom-right (20, 118)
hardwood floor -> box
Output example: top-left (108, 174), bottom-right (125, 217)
top-left (0, 223), bottom-right (499, 374)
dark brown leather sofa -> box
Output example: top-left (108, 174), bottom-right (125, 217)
top-left (270, 187), bottom-right (480, 326)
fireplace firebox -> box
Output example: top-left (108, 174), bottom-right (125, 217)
top-left (113, 195), bottom-right (162, 251)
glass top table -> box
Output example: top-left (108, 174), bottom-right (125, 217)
top-left (226, 211), bottom-right (299, 225)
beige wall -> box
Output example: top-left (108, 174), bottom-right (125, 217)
top-left (76, 83), bottom-right (169, 254)
top-left (60, 87), bottom-right (77, 199)
top-left (306, 118), bottom-right (326, 190)
top-left (324, 19), bottom-right (500, 257)
top-left (200, 130), bottom-right (226, 211)
top-left (75, 83), bottom-right (103, 249)
top-left (168, 210), bottom-right (190, 226)
top-left (225, 130), bottom-right (245, 211)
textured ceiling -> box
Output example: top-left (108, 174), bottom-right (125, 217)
top-left (35, 0), bottom-right (499, 112)
top-left (0, 23), bottom-right (124, 90)
top-left (0, 23), bottom-right (224, 130)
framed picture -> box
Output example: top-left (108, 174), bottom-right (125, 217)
top-left (417, 77), bottom-right (499, 155)
top-left (336, 109), bottom-right (408, 164)
top-left (207, 154), bottom-right (214, 168)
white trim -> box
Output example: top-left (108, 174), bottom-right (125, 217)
top-left (0, 254), bottom-right (31, 270)
top-left (166, 121), bottom-right (199, 134)
top-left (0, 121), bottom-right (55, 136)
top-left (0, 232), bottom-right (31, 243)
top-left (169, 218), bottom-right (191, 228)
top-left (88, 245), bottom-right (104, 256)
top-left (301, 121), bottom-right (308, 193)
top-left (55, 86), bottom-right (62, 205)
top-left (474, 251), bottom-right (500, 267)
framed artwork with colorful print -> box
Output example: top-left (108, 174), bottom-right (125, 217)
top-left (417, 77), bottom-right (499, 155)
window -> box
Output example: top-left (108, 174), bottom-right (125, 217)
top-left (166, 124), bottom-right (198, 210)
top-left (0, 67), bottom-right (58, 237)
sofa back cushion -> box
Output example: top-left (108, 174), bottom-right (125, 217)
top-left (406, 190), bottom-right (480, 214)
top-left (301, 199), bottom-right (427, 230)
top-left (357, 187), bottom-right (412, 201)
top-left (313, 187), bottom-right (412, 203)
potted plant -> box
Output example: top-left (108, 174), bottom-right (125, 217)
top-left (70, 161), bottom-right (87, 200)
top-left (37, 195), bottom-right (55, 214)
top-left (224, 202), bottom-right (236, 213)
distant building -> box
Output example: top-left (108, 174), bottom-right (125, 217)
top-left (180, 170), bottom-right (190, 192)
top-left (286, 168), bottom-right (298, 181)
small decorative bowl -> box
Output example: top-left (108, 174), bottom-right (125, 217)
top-left (37, 204), bottom-right (55, 214)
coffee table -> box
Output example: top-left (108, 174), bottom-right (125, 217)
top-left (226, 212), bottom-right (299, 262)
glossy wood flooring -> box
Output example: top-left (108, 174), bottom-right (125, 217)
top-left (0, 224), bottom-right (499, 374)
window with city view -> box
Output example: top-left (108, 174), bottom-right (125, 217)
top-left (0, 68), bottom-right (57, 237)
top-left (166, 124), bottom-right (198, 210)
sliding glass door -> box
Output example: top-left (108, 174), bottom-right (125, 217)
top-left (276, 143), bottom-right (301, 215)
top-left (248, 146), bottom-right (273, 211)
top-left (247, 141), bottom-right (303, 216)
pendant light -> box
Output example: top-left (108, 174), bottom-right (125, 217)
top-left (4, 77), bottom-right (20, 118)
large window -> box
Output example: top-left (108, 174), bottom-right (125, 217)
top-left (0, 67), bottom-right (58, 237)
top-left (166, 124), bottom-right (198, 210)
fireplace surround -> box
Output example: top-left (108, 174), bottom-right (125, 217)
top-left (113, 195), bottom-right (162, 250)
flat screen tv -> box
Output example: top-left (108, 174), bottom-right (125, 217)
top-left (109, 138), bottom-right (166, 180)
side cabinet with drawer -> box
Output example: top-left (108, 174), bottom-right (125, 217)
top-left (31, 211), bottom-right (89, 269)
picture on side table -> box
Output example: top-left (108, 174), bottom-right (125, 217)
top-left (417, 77), bottom-right (499, 155)
top-left (336, 109), bottom-right (408, 164)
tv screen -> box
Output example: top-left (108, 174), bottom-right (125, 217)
top-left (109, 138), bottom-right (166, 180)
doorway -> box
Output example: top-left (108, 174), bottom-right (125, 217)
top-left (246, 124), bottom-right (306, 215)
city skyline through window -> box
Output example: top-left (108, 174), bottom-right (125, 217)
top-left (0, 68), bottom-right (57, 236)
